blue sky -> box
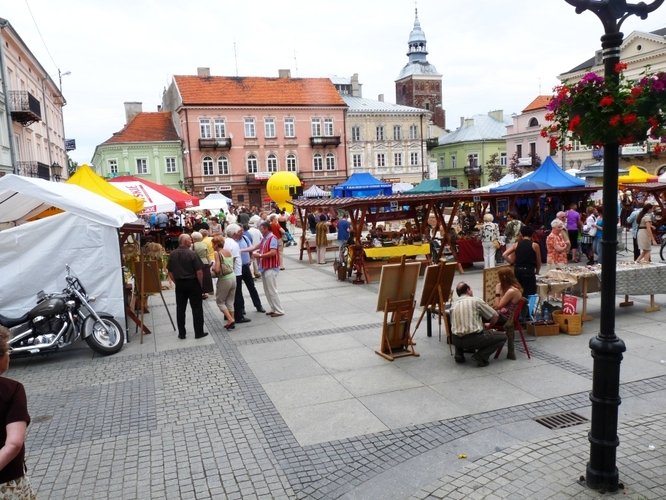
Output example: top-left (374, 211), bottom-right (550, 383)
top-left (4, 0), bottom-right (665, 164)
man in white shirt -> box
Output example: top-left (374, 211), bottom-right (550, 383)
top-left (247, 222), bottom-right (263, 278)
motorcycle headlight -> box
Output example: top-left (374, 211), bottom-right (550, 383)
top-left (65, 300), bottom-right (76, 308)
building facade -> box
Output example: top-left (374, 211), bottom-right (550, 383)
top-left (504, 96), bottom-right (563, 170)
top-left (432, 111), bottom-right (511, 190)
top-left (395, 9), bottom-right (445, 129)
top-left (343, 95), bottom-right (431, 184)
top-left (558, 27), bottom-right (666, 178)
top-left (162, 68), bottom-right (347, 208)
top-left (0, 18), bottom-right (67, 180)
top-left (92, 103), bottom-right (183, 190)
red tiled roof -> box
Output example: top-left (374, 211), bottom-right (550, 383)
top-left (104, 112), bottom-right (180, 144)
top-left (522, 96), bottom-right (552, 113)
top-left (173, 75), bottom-right (346, 107)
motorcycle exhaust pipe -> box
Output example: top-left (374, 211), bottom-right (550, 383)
top-left (11, 321), bottom-right (69, 354)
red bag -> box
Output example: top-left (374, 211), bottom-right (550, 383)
top-left (562, 294), bottom-right (578, 315)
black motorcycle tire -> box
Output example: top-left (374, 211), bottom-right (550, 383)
top-left (85, 317), bottom-right (124, 355)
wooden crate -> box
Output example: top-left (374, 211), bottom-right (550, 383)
top-left (527, 322), bottom-right (560, 337)
top-left (553, 311), bottom-right (583, 335)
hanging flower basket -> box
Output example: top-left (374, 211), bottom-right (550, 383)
top-left (542, 63), bottom-right (666, 152)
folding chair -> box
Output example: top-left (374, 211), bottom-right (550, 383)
top-left (494, 297), bottom-right (531, 359)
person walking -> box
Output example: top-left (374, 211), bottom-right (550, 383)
top-left (0, 326), bottom-right (37, 499)
top-left (167, 233), bottom-right (208, 339)
top-left (253, 221), bottom-right (285, 317)
top-left (626, 205), bottom-right (642, 261)
top-left (315, 215), bottom-right (329, 264)
top-left (234, 225), bottom-right (266, 315)
top-left (635, 203), bottom-right (657, 263)
top-left (212, 236), bottom-right (237, 330)
top-left (565, 203), bottom-right (583, 262)
top-left (224, 224), bottom-right (252, 325)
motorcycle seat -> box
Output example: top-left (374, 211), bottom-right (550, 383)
top-left (0, 312), bottom-right (29, 328)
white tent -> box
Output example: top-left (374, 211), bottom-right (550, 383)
top-left (391, 182), bottom-right (414, 194)
top-left (186, 192), bottom-right (229, 213)
top-left (472, 172), bottom-right (521, 193)
top-left (302, 185), bottom-right (331, 198)
top-left (659, 171), bottom-right (666, 183)
top-left (0, 175), bottom-right (139, 324)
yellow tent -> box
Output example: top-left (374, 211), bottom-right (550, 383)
top-left (618, 165), bottom-right (658, 184)
top-left (68, 164), bottom-right (144, 213)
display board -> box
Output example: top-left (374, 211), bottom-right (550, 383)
top-left (482, 264), bottom-right (510, 305)
top-left (135, 260), bottom-right (162, 295)
top-left (419, 262), bottom-right (457, 308)
top-left (376, 261), bottom-right (421, 312)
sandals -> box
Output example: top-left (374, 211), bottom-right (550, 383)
top-left (224, 322), bottom-right (235, 330)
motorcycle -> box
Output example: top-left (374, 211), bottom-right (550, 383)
top-left (0, 265), bottom-right (124, 356)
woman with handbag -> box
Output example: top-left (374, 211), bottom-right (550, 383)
top-left (582, 206), bottom-right (598, 264)
top-left (0, 326), bottom-right (37, 499)
top-left (212, 236), bottom-right (237, 330)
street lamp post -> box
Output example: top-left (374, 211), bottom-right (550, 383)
top-left (563, 0), bottom-right (664, 493)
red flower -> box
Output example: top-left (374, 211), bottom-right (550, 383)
top-left (540, 128), bottom-right (549, 138)
top-left (654, 143), bottom-right (664, 154)
top-left (609, 115), bottom-right (621, 127)
top-left (622, 114), bottom-right (638, 125)
top-left (599, 95), bottom-right (614, 107)
top-left (631, 87), bottom-right (642, 97)
top-left (545, 112), bottom-right (555, 121)
top-left (648, 116), bottom-right (660, 128)
top-left (625, 97), bottom-right (636, 106)
top-left (568, 114), bottom-right (582, 131)
top-left (614, 62), bottom-right (628, 73)
top-left (549, 136), bottom-right (558, 150)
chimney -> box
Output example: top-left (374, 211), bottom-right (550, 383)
top-left (124, 102), bottom-right (142, 124)
top-left (378, 94), bottom-right (384, 102)
top-left (460, 116), bottom-right (465, 128)
top-left (488, 109), bottom-right (504, 122)
top-left (278, 69), bottom-right (291, 78)
top-left (351, 73), bottom-right (362, 97)
top-left (197, 67), bottom-right (210, 77)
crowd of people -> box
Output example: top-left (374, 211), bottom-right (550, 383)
top-left (159, 205), bottom-right (299, 339)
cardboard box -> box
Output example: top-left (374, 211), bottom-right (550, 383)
top-left (527, 322), bottom-right (560, 337)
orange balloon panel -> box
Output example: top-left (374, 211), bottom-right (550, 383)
top-left (266, 172), bottom-right (301, 209)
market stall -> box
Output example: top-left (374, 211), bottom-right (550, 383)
top-left (109, 175), bottom-right (200, 213)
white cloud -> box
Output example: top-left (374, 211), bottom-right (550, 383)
top-left (3, 0), bottom-right (665, 164)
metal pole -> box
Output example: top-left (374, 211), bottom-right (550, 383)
top-left (563, 0), bottom-right (664, 492)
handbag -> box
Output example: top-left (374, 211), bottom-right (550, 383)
top-left (215, 252), bottom-right (234, 277)
top-left (492, 239), bottom-right (501, 249)
top-left (588, 225), bottom-right (597, 237)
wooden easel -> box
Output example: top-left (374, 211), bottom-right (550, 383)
top-left (413, 261), bottom-right (457, 353)
top-left (135, 256), bottom-right (175, 343)
top-left (375, 256), bottom-right (420, 361)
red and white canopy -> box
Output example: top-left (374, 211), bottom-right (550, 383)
top-left (109, 176), bottom-right (199, 213)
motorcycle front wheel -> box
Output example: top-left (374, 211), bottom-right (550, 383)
top-left (85, 318), bottom-right (124, 355)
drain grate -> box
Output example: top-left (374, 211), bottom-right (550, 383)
top-left (534, 411), bottom-right (588, 430)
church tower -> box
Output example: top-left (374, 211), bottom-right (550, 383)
top-left (395, 8), bottom-right (445, 128)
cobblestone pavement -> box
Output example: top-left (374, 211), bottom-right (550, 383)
top-left (8, 247), bottom-right (666, 499)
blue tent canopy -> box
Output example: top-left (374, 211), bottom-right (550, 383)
top-left (332, 173), bottom-right (392, 198)
top-left (490, 157), bottom-right (584, 193)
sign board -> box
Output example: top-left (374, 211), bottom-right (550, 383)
top-left (620, 144), bottom-right (647, 155)
top-left (64, 139), bottom-right (76, 151)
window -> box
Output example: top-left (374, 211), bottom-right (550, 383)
top-left (217, 156), bottom-right (229, 175)
top-left (324, 118), bottom-right (334, 136)
top-left (313, 153), bottom-right (323, 171)
top-left (468, 153), bottom-right (479, 167)
top-left (325, 153), bottom-right (336, 170)
top-left (376, 126), bottom-right (384, 141)
top-left (244, 118), bottom-right (256, 138)
top-left (529, 142), bottom-right (537, 159)
top-left (214, 119), bottom-right (226, 138)
top-left (264, 118), bottom-right (276, 138)
top-left (246, 154), bottom-right (258, 173)
top-left (528, 117), bottom-right (539, 127)
top-left (376, 153), bottom-right (385, 167)
top-left (199, 119), bottom-right (211, 139)
top-left (394, 153), bottom-right (403, 166)
top-left (202, 156), bottom-right (214, 176)
top-left (311, 118), bottom-right (321, 136)
top-left (516, 145), bottom-right (522, 158)
top-left (352, 154), bottom-right (362, 168)
top-left (286, 154), bottom-right (297, 172)
top-left (393, 125), bottom-right (402, 140)
top-left (284, 117), bottom-right (295, 138)
top-left (409, 124), bottom-right (418, 140)
top-left (438, 156), bottom-right (445, 169)
top-left (165, 157), bottom-right (177, 173)
top-left (351, 126), bottom-right (361, 142)
top-left (108, 159), bottom-right (118, 175)
top-left (410, 152), bottom-right (419, 166)
top-left (267, 153), bottom-right (278, 172)
top-left (500, 152), bottom-right (507, 166)
top-left (136, 158), bottom-right (148, 175)
top-left (451, 154), bottom-right (457, 169)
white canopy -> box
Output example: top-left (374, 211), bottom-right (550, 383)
top-left (659, 171), bottom-right (666, 183)
top-left (302, 185), bottom-right (331, 198)
top-left (472, 172), bottom-right (522, 193)
top-left (186, 192), bottom-right (229, 213)
top-left (108, 179), bottom-right (176, 213)
top-left (391, 182), bottom-right (414, 194)
top-left (0, 174), bottom-right (139, 323)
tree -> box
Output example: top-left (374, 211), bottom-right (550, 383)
top-left (508, 151), bottom-right (523, 178)
top-left (67, 156), bottom-right (78, 177)
top-left (485, 153), bottom-right (503, 183)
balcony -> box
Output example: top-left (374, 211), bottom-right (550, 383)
top-left (198, 137), bottom-right (232, 150)
top-left (8, 91), bottom-right (42, 126)
top-left (310, 136), bottom-right (341, 147)
top-left (463, 166), bottom-right (482, 177)
top-left (425, 138), bottom-right (439, 150)
top-left (17, 161), bottom-right (51, 180)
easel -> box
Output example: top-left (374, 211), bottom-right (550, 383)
top-left (135, 256), bottom-right (175, 343)
top-left (375, 256), bottom-right (420, 361)
top-left (413, 261), bottom-right (457, 353)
